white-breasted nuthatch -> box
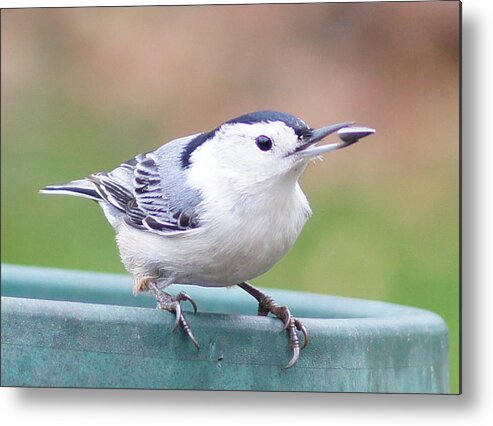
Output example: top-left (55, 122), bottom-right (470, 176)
top-left (41, 110), bottom-right (375, 368)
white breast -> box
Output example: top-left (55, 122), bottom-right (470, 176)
top-left (181, 154), bottom-right (312, 285)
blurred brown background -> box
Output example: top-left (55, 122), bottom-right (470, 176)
top-left (1, 2), bottom-right (459, 392)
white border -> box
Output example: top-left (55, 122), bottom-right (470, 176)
top-left (2, 0), bottom-right (491, 424)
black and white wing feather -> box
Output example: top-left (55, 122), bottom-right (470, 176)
top-left (131, 152), bottom-right (199, 233)
top-left (41, 134), bottom-right (204, 236)
top-left (88, 152), bottom-right (199, 235)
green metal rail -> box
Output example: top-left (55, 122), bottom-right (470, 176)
top-left (1, 264), bottom-right (448, 392)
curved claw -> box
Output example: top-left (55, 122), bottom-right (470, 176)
top-left (186, 327), bottom-right (201, 350)
top-left (171, 301), bottom-right (182, 332)
top-left (295, 319), bottom-right (309, 349)
top-left (177, 311), bottom-right (200, 350)
top-left (177, 291), bottom-right (198, 314)
top-left (283, 346), bottom-right (300, 369)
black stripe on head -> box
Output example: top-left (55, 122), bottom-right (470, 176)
top-left (181, 129), bottom-right (217, 169)
top-left (225, 110), bottom-right (310, 138)
top-left (180, 110), bottom-right (311, 169)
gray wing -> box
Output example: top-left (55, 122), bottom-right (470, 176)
top-left (88, 135), bottom-right (203, 235)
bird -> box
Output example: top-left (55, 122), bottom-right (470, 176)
top-left (41, 110), bottom-right (375, 368)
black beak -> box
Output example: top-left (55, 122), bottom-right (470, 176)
top-left (296, 122), bottom-right (375, 157)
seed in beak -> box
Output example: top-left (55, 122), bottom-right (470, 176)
top-left (337, 126), bottom-right (376, 145)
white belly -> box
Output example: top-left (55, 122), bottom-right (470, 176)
top-left (116, 184), bottom-right (311, 287)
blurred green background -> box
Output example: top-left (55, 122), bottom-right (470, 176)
top-left (1, 3), bottom-right (459, 393)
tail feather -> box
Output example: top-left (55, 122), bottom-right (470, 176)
top-left (40, 179), bottom-right (101, 201)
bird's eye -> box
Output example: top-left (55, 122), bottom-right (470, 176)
top-left (255, 135), bottom-right (273, 151)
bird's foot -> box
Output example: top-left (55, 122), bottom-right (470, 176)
top-left (258, 295), bottom-right (308, 368)
top-left (239, 282), bottom-right (308, 369)
top-left (148, 283), bottom-right (200, 350)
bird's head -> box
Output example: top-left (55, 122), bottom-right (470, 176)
top-left (182, 110), bottom-right (375, 190)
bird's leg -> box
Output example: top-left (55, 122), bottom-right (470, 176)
top-left (238, 281), bottom-right (308, 369)
top-left (147, 282), bottom-right (200, 350)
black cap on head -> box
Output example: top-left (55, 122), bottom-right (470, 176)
top-left (224, 110), bottom-right (311, 138)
